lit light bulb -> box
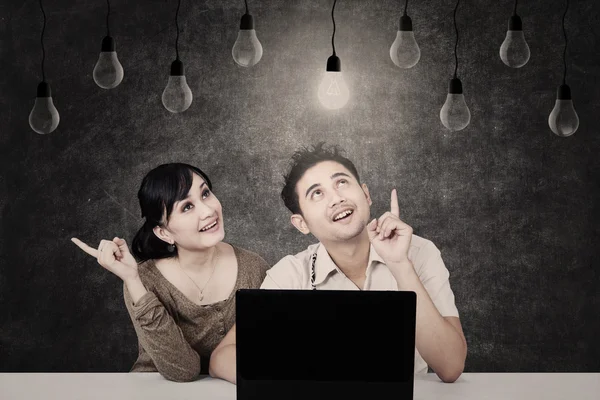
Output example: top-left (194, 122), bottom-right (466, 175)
top-left (317, 55), bottom-right (349, 110)
top-left (29, 81), bottom-right (60, 134)
top-left (232, 14), bottom-right (263, 67)
top-left (499, 15), bottom-right (530, 68)
top-left (93, 36), bottom-right (124, 89)
top-left (318, 73), bottom-right (350, 110)
top-left (162, 60), bottom-right (192, 113)
top-left (390, 14), bottom-right (420, 69)
top-left (440, 78), bottom-right (470, 131)
top-left (548, 84), bottom-right (579, 137)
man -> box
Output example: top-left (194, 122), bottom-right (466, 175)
top-left (209, 143), bottom-right (466, 384)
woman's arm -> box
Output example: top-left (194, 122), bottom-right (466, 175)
top-left (124, 279), bottom-right (201, 382)
top-left (209, 323), bottom-right (237, 384)
top-left (72, 237), bottom-right (202, 382)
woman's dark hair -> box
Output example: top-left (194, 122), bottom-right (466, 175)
top-left (281, 142), bottom-right (360, 215)
top-left (131, 163), bottom-right (212, 262)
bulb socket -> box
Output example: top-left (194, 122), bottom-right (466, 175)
top-left (557, 84), bottom-right (572, 100)
top-left (36, 81), bottom-right (52, 98)
top-left (240, 13), bottom-right (255, 30)
top-left (448, 78), bottom-right (463, 94)
top-left (170, 60), bottom-right (185, 76)
top-left (508, 15), bottom-right (523, 31)
top-left (399, 15), bottom-right (413, 31)
top-left (326, 55), bottom-right (341, 72)
top-left (101, 35), bottom-right (116, 51)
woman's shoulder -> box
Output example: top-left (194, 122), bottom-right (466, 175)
top-left (230, 244), bottom-right (266, 263)
top-left (135, 259), bottom-right (163, 289)
top-left (229, 243), bottom-right (270, 274)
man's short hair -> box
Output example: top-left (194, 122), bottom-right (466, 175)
top-left (281, 142), bottom-right (361, 215)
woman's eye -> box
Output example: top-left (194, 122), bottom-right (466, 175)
top-left (183, 203), bottom-right (193, 212)
top-left (202, 189), bottom-right (211, 199)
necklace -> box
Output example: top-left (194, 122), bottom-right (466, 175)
top-left (178, 246), bottom-right (219, 303)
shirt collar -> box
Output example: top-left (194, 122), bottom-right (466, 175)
top-left (312, 242), bottom-right (385, 286)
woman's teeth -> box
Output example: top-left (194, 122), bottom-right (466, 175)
top-left (200, 221), bottom-right (217, 231)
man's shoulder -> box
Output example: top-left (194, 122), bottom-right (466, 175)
top-left (263, 243), bottom-right (320, 288)
top-left (410, 233), bottom-right (437, 251)
top-left (408, 234), bottom-right (441, 263)
top-left (270, 242), bottom-right (319, 272)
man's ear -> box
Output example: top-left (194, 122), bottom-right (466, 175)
top-left (362, 183), bottom-right (373, 206)
top-left (153, 225), bottom-right (173, 244)
top-left (290, 214), bottom-right (311, 235)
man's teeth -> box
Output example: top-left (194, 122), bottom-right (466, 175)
top-left (200, 221), bottom-right (217, 231)
top-left (334, 210), bottom-right (353, 221)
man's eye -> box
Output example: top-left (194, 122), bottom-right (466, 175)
top-left (312, 190), bottom-right (323, 198)
top-left (338, 179), bottom-right (347, 186)
top-left (202, 189), bottom-right (211, 199)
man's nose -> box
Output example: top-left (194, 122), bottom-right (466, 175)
top-left (329, 192), bottom-right (346, 209)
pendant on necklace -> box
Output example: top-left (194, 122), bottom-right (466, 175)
top-left (198, 292), bottom-right (204, 302)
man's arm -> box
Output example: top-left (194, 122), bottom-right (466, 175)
top-left (366, 190), bottom-right (466, 383)
top-left (209, 324), bottom-right (237, 384)
top-left (208, 256), bottom-right (304, 384)
top-left (388, 261), bottom-right (467, 383)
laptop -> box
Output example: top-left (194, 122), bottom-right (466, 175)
top-left (236, 289), bottom-right (417, 400)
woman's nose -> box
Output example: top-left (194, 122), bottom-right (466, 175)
top-left (195, 202), bottom-right (215, 219)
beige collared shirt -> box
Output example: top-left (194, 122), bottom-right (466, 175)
top-left (260, 234), bottom-right (460, 375)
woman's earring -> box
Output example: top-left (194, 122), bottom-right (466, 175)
top-left (167, 243), bottom-right (175, 253)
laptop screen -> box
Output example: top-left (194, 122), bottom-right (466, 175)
top-left (236, 289), bottom-right (416, 383)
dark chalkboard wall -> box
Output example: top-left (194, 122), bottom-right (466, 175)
top-left (1, 0), bottom-right (599, 372)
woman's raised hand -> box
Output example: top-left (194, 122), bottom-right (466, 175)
top-left (71, 237), bottom-right (139, 282)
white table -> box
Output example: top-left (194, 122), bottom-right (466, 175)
top-left (1, 372), bottom-right (599, 400)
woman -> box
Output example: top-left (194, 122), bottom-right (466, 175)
top-left (72, 163), bottom-right (266, 383)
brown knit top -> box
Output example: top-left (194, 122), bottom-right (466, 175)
top-left (122, 245), bottom-right (269, 382)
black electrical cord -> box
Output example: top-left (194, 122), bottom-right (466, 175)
top-left (175, 0), bottom-right (181, 60)
top-left (453, 0), bottom-right (460, 79)
top-left (562, 0), bottom-right (570, 85)
top-left (331, 0), bottom-right (337, 56)
top-left (39, 0), bottom-right (46, 82)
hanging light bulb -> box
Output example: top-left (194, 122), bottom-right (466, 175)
top-left (440, 78), bottom-right (470, 131)
top-left (440, 0), bottom-right (470, 131)
top-left (499, 16), bottom-right (530, 68)
top-left (390, 0), bottom-right (420, 69)
top-left (162, 60), bottom-right (193, 113)
top-left (499, 0), bottom-right (530, 68)
top-left (93, 38), bottom-right (124, 89)
top-left (93, 0), bottom-right (124, 89)
top-left (29, 0), bottom-right (59, 134)
top-left (30, 82), bottom-right (60, 135)
top-left (548, 0), bottom-right (578, 137)
top-left (232, 0), bottom-right (263, 67)
top-left (318, 56), bottom-right (350, 110)
top-left (549, 84), bottom-right (579, 137)
top-left (162, 0), bottom-right (193, 113)
top-left (318, 0), bottom-right (349, 110)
